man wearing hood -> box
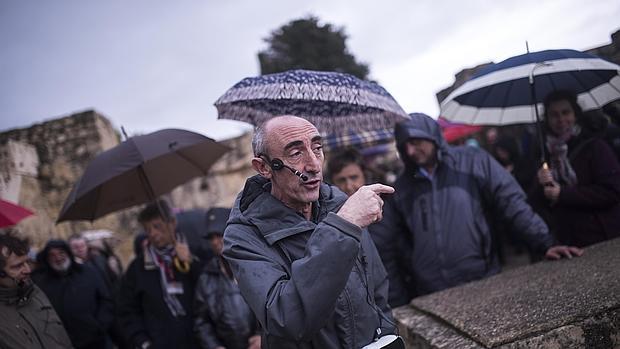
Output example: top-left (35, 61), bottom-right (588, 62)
top-left (223, 116), bottom-right (400, 349)
top-left (375, 113), bottom-right (583, 300)
top-left (32, 239), bottom-right (114, 349)
top-left (0, 229), bottom-right (73, 349)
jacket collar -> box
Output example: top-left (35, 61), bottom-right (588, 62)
top-left (234, 175), bottom-right (346, 245)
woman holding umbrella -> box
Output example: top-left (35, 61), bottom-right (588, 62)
top-left (533, 90), bottom-right (620, 247)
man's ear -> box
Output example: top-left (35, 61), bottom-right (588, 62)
top-left (252, 157), bottom-right (272, 179)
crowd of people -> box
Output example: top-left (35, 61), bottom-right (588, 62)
top-left (1, 90), bottom-right (619, 348)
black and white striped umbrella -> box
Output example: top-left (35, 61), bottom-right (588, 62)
top-left (440, 49), bottom-right (620, 125)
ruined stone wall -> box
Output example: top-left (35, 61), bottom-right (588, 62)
top-left (0, 110), bottom-right (122, 246)
top-left (0, 110), bottom-right (255, 263)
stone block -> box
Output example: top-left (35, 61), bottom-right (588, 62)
top-left (395, 238), bottom-right (620, 348)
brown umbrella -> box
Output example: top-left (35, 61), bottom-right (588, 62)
top-left (57, 129), bottom-right (230, 222)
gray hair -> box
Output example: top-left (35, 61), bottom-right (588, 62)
top-left (252, 123), bottom-right (268, 157)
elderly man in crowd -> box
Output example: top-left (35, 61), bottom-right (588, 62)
top-left (223, 115), bottom-right (402, 349)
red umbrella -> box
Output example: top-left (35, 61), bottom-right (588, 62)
top-left (0, 199), bottom-right (34, 228)
top-left (438, 117), bottom-right (483, 143)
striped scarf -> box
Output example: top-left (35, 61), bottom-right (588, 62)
top-left (148, 244), bottom-right (186, 317)
top-left (546, 133), bottom-right (578, 186)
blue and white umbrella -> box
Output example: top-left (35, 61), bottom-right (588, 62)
top-left (440, 49), bottom-right (620, 125)
top-left (215, 69), bottom-right (408, 135)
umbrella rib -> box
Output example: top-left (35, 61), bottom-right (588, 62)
top-left (90, 184), bottom-right (104, 222)
top-left (174, 150), bottom-right (211, 176)
top-left (475, 80), bottom-right (498, 125)
top-left (571, 69), bottom-right (602, 107)
top-left (500, 78), bottom-right (518, 125)
top-left (583, 69), bottom-right (620, 107)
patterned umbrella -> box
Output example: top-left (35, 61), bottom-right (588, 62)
top-left (215, 69), bottom-right (408, 135)
top-left (323, 129), bottom-right (394, 153)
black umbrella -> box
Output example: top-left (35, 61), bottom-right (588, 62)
top-left (57, 129), bottom-right (230, 222)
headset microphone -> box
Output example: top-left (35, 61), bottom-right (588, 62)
top-left (269, 158), bottom-right (309, 182)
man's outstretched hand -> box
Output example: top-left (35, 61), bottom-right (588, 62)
top-left (545, 245), bottom-right (584, 260)
top-left (337, 184), bottom-right (395, 228)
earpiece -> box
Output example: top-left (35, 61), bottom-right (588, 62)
top-left (260, 156), bottom-right (309, 182)
top-left (270, 158), bottom-right (285, 171)
top-left (0, 270), bottom-right (7, 278)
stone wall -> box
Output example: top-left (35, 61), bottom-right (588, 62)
top-left (0, 110), bottom-right (255, 263)
top-left (0, 110), bottom-right (122, 246)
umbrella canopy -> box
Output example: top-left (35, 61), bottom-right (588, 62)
top-left (323, 128), bottom-right (394, 153)
top-left (0, 198), bottom-right (34, 228)
top-left (438, 117), bottom-right (483, 143)
top-left (57, 129), bottom-right (230, 222)
top-left (215, 69), bottom-right (408, 135)
top-left (441, 49), bottom-right (620, 125)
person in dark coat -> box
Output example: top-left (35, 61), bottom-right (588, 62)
top-left (326, 148), bottom-right (413, 307)
top-left (117, 200), bottom-right (200, 349)
top-left (533, 90), bottom-right (620, 247)
top-left (194, 207), bottom-right (261, 349)
top-left (33, 239), bottom-right (114, 349)
top-left (223, 116), bottom-right (400, 349)
top-left (373, 113), bottom-right (583, 300)
top-left (0, 229), bottom-right (73, 349)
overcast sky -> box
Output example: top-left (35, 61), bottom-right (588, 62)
top-left (1, 0), bottom-right (619, 140)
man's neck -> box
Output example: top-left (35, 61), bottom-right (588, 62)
top-left (423, 164), bottom-right (436, 175)
top-left (271, 188), bottom-right (313, 220)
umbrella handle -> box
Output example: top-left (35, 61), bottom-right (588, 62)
top-left (174, 257), bottom-right (190, 273)
top-left (541, 162), bottom-right (555, 187)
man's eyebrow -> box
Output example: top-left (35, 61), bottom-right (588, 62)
top-left (284, 140), bottom-right (304, 151)
top-left (283, 136), bottom-right (323, 151)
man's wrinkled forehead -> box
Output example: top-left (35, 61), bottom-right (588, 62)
top-left (265, 116), bottom-right (321, 152)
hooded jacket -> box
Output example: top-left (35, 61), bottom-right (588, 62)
top-left (223, 175), bottom-right (394, 349)
top-left (375, 113), bottom-right (555, 297)
top-left (32, 240), bottom-right (114, 349)
top-left (0, 281), bottom-right (73, 349)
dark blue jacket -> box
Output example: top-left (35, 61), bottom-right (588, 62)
top-left (117, 244), bottom-right (200, 349)
top-left (374, 114), bottom-right (555, 297)
top-left (33, 240), bottom-right (113, 349)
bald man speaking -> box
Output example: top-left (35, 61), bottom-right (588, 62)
top-left (223, 116), bottom-right (402, 349)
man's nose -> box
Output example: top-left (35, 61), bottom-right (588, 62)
top-left (304, 151), bottom-right (322, 173)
